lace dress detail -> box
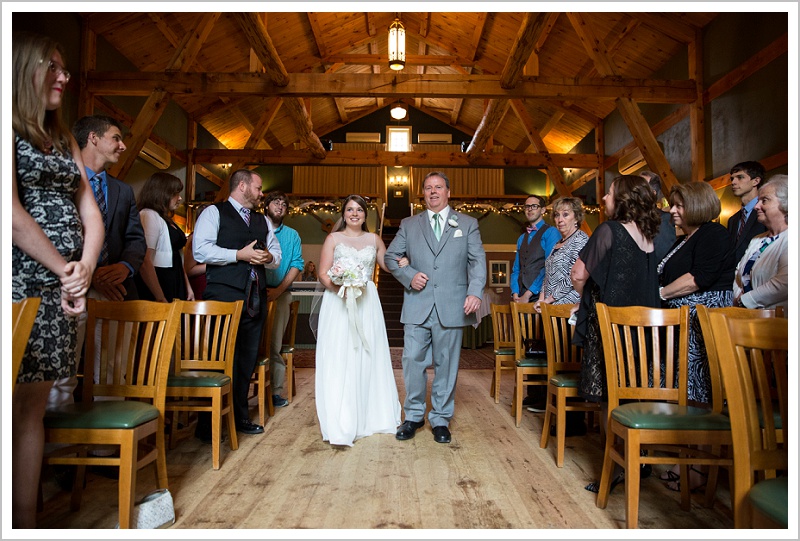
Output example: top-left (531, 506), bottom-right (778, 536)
top-left (315, 232), bottom-right (401, 446)
top-left (13, 135), bottom-right (83, 383)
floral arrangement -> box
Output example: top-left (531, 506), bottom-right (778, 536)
top-left (328, 256), bottom-right (369, 292)
top-left (448, 215), bottom-right (459, 228)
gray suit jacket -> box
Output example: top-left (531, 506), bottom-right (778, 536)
top-left (385, 209), bottom-right (486, 327)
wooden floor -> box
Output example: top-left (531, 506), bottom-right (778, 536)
top-left (37, 366), bottom-right (737, 531)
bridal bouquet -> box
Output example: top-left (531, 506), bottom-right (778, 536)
top-left (328, 256), bottom-right (369, 291)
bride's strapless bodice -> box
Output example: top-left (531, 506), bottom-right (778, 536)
top-left (333, 243), bottom-right (376, 281)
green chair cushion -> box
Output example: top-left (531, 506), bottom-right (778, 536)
top-left (168, 372), bottom-right (230, 388)
top-left (44, 400), bottom-right (158, 430)
top-left (494, 347), bottom-right (515, 356)
top-left (550, 373), bottom-right (580, 388)
top-left (280, 346), bottom-right (295, 355)
top-left (516, 356), bottom-right (547, 368)
top-left (748, 477), bottom-right (788, 527)
top-left (611, 402), bottom-right (731, 431)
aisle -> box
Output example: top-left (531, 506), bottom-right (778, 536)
top-left (37, 368), bottom-right (735, 530)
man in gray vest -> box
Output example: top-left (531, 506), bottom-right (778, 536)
top-left (510, 194), bottom-right (560, 411)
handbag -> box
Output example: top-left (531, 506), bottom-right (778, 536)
top-left (116, 488), bottom-right (175, 529)
top-left (524, 338), bottom-right (546, 358)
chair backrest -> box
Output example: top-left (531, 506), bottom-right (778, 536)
top-left (709, 312), bottom-right (788, 526)
top-left (12, 297), bottom-right (41, 393)
top-left (596, 303), bottom-right (690, 412)
top-left (540, 303), bottom-right (581, 379)
top-left (696, 304), bottom-right (780, 413)
top-left (173, 300), bottom-right (243, 377)
top-left (281, 300), bottom-right (300, 347)
top-left (510, 302), bottom-right (544, 360)
top-left (82, 299), bottom-right (180, 410)
top-left (490, 303), bottom-right (515, 350)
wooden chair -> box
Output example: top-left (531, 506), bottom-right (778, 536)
top-left (282, 299), bottom-right (300, 402)
top-left (43, 300), bottom-right (179, 529)
top-left (166, 300), bottom-right (242, 470)
top-left (509, 302), bottom-right (548, 427)
top-left (489, 303), bottom-right (515, 403)
top-left (539, 303), bottom-right (600, 467)
top-left (594, 303), bottom-right (733, 529)
top-left (710, 312), bottom-right (788, 528)
top-left (12, 297), bottom-right (41, 394)
top-left (251, 300), bottom-right (277, 426)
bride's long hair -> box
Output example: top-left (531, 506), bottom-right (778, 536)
top-left (335, 194), bottom-right (370, 233)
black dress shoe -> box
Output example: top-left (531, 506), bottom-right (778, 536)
top-left (236, 420), bottom-right (264, 435)
top-left (432, 425), bottom-right (451, 444)
top-left (396, 419), bottom-right (424, 440)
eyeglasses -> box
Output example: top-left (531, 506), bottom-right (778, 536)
top-left (270, 200), bottom-right (288, 208)
top-left (43, 60), bottom-right (71, 82)
top-left (523, 204), bottom-right (542, 210)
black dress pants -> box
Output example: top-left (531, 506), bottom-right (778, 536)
top-left (202, 282), bottom-right (267, 427)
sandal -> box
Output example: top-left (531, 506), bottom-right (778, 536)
top-left (666, 467), bottom-right (707, 492)
top-left (585, 471), bottom-right (625, 494)
top-left (659, 470), bottom-right (680, 482)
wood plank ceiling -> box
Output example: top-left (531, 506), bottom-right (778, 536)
top-left (82, 11), bottom-right (718, 184)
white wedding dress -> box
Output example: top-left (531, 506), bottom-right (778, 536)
top-left (315, 232), bottom-right (401, 446)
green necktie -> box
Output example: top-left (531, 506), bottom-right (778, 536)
top-left (433, 213), bottom-right (442, 241)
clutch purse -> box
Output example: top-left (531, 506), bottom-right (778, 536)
top-left (116, 488), bottom-right (176, 529)
top-left (524, 338), bottom-right (546, 358)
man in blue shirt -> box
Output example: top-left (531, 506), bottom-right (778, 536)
top-left (264, 191), bottom-right (305, 408)
top-left (510, 194), bottom-right (560, 411)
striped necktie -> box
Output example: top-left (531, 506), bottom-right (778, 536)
top-left (736, 207), bottom-right (747, 241)
top-left (91, 175), bottom-right (109, 265)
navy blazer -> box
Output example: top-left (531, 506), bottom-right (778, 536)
top-left (103, 175), bottom-right (147, 300)
top-left (727, 207), bottom-right (767, 264)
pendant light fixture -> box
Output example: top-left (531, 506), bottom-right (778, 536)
top-left (390, 102), bottom-right (408, 120)
top-left (388, 15), bottom-right (406, 71)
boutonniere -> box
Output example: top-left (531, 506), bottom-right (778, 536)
top-left (448, 215), bottom-right (459, 228)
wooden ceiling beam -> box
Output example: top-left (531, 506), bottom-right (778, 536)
top-left (632, 13), bottom-right (698, 44)
top-left (468, 13), bottom-right (552, 160)
top-left (166, 12), bottom-right (220, 71)
top-left (233, 12), bottom-right (326, 159)
top-left (325, 54), bottom-right (465, 66)
top-left (501, 13), bottom-right (553, 88)
top-left (509, 100), bottom-right (574, 204)
top-left (616, 97), bottom-right (680, 191)
top-left (192, 148), bottom-right (601, 169)
top-left (307, 13), bottom-right (329, 58)
top-left (87, 72), bottom-right (698, 103)
top-left (567, 12), bottom-right (620, 77)
top-left (466, 13), bottom-right (488, 61)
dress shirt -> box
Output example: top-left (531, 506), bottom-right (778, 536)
top-left (427, 207), bottom-right (450, 234)
top-left (193, 198), bottom-right (281, 269)
top-left (740, 196), bottom-right (759, 224)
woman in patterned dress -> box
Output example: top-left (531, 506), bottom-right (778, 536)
top-left (534, 197), bottom-right (589, 312)
top-left (11, 32), bottom-right (104, 527)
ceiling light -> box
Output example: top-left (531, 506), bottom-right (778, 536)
top-left (388, 17), bottom-right (406, 71)
top-left (390, 103), bottom-right (408, 120)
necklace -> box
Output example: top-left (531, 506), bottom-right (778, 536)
top-left (557, 227), bottom-right (578, 245)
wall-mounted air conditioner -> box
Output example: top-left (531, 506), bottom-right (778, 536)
top-left (139, 139), bottom-right (171, 169)
top-left (346, 132), bottom-right (381, 143)
top-left (417, 133), bottom-right (452, 144)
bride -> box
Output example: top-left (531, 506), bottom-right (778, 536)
top-left (314, 195), bottom-right (401, 446)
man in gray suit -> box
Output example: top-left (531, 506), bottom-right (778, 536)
top-left (385, 171), bottom-right (486, 444)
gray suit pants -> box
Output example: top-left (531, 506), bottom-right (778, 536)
top-left (401, 306), bottom-right (463, 428)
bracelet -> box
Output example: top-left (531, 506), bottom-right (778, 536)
top-left (659, 286), bottom-right (666, 301)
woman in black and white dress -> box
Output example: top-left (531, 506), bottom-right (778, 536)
top-left (534, 197), bottom-right (589, 312)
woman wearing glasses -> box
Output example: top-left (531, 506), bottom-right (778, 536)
top-left (11, 32), bottom-right (104, 528)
